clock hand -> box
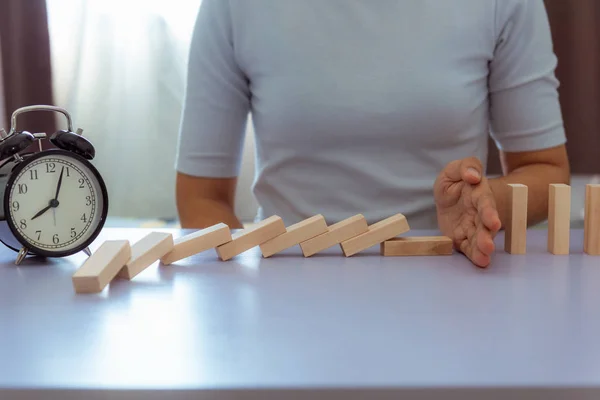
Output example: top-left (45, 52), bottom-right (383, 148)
top-left (31, 204), bottom-right (52, 220)
top-left (31, 195), bottom-right (60, 221)
top-left (54, 166), bottom-right (65, 201)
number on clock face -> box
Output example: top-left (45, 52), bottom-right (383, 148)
top-left (7, 154), bottom-right (105, 253)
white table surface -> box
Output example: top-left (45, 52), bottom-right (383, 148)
top-left (0, 227), bottom-right (599, 400)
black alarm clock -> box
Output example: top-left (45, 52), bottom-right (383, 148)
top-left (0, 105), bottom-right (108, 264)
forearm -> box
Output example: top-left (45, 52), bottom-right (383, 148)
top-left (488, 163), bottom-right (570, 228)
top-left (175, 173), bottom-right (244, 229)
top-left (177, 198), bottom-right (243, 229)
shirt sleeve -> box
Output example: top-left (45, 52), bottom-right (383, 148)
top-left (488, 0), bottom-right (566, 152)
top-left (175, 0), bottom-right (250, 177)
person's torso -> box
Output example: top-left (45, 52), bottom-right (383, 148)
top-left (229, 0), bottom-right (499, 228)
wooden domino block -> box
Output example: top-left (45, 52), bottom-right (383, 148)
top-left (505, 184), bottom-right (528, 254)
top-left (340, 213), bottom-right (410, 257)
top-left (381, 236), bottom-right (453, 256)
top-left (300, 214), bottom-right (368, 257)
top-left (161, 223), bottom-right (232, 265)
top-left (216, 215), bottom-right (286, 261)
top-left (259, 214), bottom-right (328, 257)
top-left (118, 232), bottom-right (174, 279)
top-left (547, 183), bottom-right (570, 255)
top-left (72, 240), bottom-right (131, 293)
top-left (584, 184), bottom-right (600, 255)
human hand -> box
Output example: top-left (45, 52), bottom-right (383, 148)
top-left (433, 157), bottom-right (502, 267)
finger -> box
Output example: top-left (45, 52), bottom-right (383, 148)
top-left (459, 237), bottom-right (471, 256)
top-left (471, 245), bottom-right (492, 268)
top-left (475, 190), bottom-right (502, 232)
top-left (472, 195), bottom-right (497, 256)
top-left (434, 160), bottom-right (464, 204)
top-left (459, 157), bottom-right (484, 185)
top-left (440, 181), bottom-right (465, 204)
top-left (476, 226), bottom-right (496, 256)
top-left (469, 226), bottom-right (493, 267)
top-left (440, 159), bottom-right (463, 183)
top-left (457, 223), bottom-right (478, 256)
top-left (459, 230), bottom-right (492, 268)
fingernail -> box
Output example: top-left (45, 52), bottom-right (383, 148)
top-left (467, 167), bottom-right (481, 179)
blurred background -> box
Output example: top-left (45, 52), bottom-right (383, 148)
top-left (0, 0), bottom-right (597, 228)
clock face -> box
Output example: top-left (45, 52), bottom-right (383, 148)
top-left (6, 151), bottom-right (107, 256)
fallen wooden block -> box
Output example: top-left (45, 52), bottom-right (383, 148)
top-left (548, 183), bottom-right (570, 255)
top-left (216, 215), bottom-right (286, 261)
top-left (118, 232), bottom-right (174, 279)
top-left (300, 214), bottom-right (368, 257)
top-left (160, 223), bottom-right (232, 265)
top-left (72, 240), bottom-right (131, 294)
top-left (505, 183), bottom-right (528, 254)
top-left (259, 214), bottom-right (328, 257)
top-left (381, 236), bottom-right (453, 256)
top-left (584, 184), bottom-right (600, 255)
top-left (340, 213), bottom-right (410, 257)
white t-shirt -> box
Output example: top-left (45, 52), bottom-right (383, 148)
top-left (176, 0), bottom-right (566, 228)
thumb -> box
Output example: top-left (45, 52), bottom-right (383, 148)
top-left (459, 157), bottom-right (483, 185)
top-left (440, 159), bottom-right (463, 182)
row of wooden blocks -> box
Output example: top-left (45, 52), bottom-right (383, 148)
top-left (71, 212), bottom-right (453, 293)
top-left (71, 183), bottom-right (600, 294)
top-left (506, 183), bottom-right (599, 255)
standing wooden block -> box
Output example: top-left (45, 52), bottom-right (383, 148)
top-left (504, 184), bottom-right (528, 254)
top-left (259, 215), bottom-right (328, 257)
top-left (118, 232), bottom-right (174, 279)
top-left (161, 223), bottom-right (232, 265)
top-left (340, 213), bottom-right (410, 257)
top-left (216, 215), bottom-right (286, 261)
top-left (300, 214), bottom-right (368, 257)
top-left (547, 184), bottom-right (571, 255)
top-left (72, 240), bottom-right (131, 294)
top-left (381, 236), bottom-right (453, 256)
top-left (584, 184), bottom-right (600, 255)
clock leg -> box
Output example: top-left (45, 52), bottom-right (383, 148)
top-left (83, 247), bottom-right (92, 257)
top-left (15, 247), bottom-right (28, 265)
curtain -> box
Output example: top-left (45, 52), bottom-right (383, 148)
top-left (46, 0), bottom-right (261, 222)
top-left (46, 0), bottom-right (202, 220)
top-left (0, 0), bottom-right (56, 139)
top-left (488, 0), bottom-right (600, 175)
top-left (544, 0), bottom-right (600, 174)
